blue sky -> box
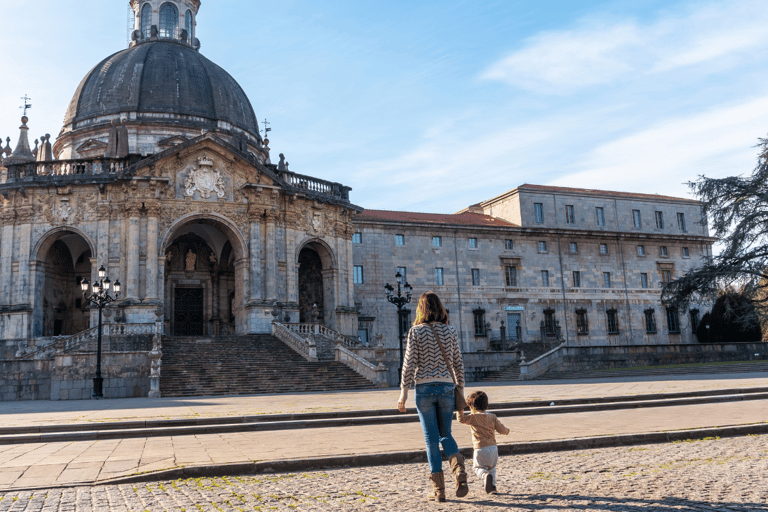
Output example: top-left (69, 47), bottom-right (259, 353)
top-left (1, 0), bottom-right (766, 213)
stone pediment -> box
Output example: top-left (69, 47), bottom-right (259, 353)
top-left (76, 138), bottom-right (108, 158)
top-left (157, 135), bottom-right (190, 148)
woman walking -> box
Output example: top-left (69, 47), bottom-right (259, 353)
top-left (397, 291), bottom-right (468, 502)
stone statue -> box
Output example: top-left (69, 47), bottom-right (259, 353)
top-left (185, 249), bottom-right (196, 271)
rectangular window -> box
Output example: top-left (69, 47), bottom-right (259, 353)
top-left (358, 328), bottom-right (369, 346)
top-left (599, 243), bottom-right (608, 255)
top-left (677, 212), bottom-right (686, 231)
top-left (541, 270), bottom-right (550, 287)
top-left (397, 266), bottom-right (407, 283)
top-left (660, 246), bottom-right (668, 257)
top-left (434, 267), bottom-right (444, 286)
top-left (565, 205), bottom-right (575, 224)
top-left (682, 247), bottom-right (689, 258)
top-left (534, 203), bottom-right (544, 223)
top-left (399, 310), bottom-right (411, 337)
top-left (572, 271), bottom-right (581, 288)
top-left (641, 273), bottom-right (648, 288)
top-left (473, 309), bottom-right (486, 336)
top-left (395, 234), bottom-right (405, 246)
top-left (352, 232), bottom-right (362, 244)
top-left (505, 265), bottom-right (517, 287)
top-left (353, 265), bottom-right (364, 284)
top-left (544, 310), bottom-right (556, 335)
top-left (633, 210), bottom-right (641, 229)
top-left (538, 241), bottom-right (547, 252)
top-left (596, 207), bottom-right (605, 226)
top-left (690, 309), bottom-right (700, 332)
top-left (667, 307), bottom-right (680, 334)
top-left (569, 242), bottom-right (578, 253)
top-left (504, 239), bottom-right (513, 250)
top-left (576, 309), bottom-right (588, 335)
top-left (432, 236), bottom-right (442, 247)
top-left (661, 269), bottom-right (671, 283)
top-left (638, 245), bottom-right (645, 256)
top-left (607, 310), bottom-right (619, 334)
top-left (468, 237), bottom-right (477, 249)
top-left (645, 309), bottom-right (657, 333)
top-left (655, 211), bottom-right (664, 229)
top-left (471, 268), bottom-right (480, 286)
top-left (603, 272), bottom-right (611, 288)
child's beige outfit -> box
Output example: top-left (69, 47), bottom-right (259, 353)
top-left (456, 410), bottom-right (509, 487)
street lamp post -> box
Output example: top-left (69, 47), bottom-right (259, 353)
top-left (81, 266), bottom-right (121, 399)
top-left (385, 271), bottom-right (412, 385)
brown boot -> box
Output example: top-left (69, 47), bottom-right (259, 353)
top-left (448, 452), bottom-right (469, 498)
top-left (428, 472), bottom-right (445, 502)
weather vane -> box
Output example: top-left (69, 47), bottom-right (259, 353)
top-left (261, 118), bottom-right (271, 139)
top-left (20, 95), bottom-right (32, 117)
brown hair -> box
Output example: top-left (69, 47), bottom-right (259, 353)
top-left (466, 391), bottom-right (488, 411)
top-left (413, 291), bottom-right (450, 325)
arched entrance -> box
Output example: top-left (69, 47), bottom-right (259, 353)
top-left (297, 240), bottom-right (337, 327)
top-left (34, 230), bottom-right (94, 337)
top-left (163, 220), bottom-right (240, 336)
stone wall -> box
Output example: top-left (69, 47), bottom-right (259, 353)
top-left (0, 359), bottom-right (52, 400)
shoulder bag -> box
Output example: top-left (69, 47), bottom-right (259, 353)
top-left (429, 323), bottom-right (468, 411)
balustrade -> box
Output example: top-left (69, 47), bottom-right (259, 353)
top-left (4, 157), bottom-right (130, 182)
top-left (276, 171), bottom-right (351, 201)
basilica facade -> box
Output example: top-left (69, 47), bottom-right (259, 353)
top-left (0, 0), bottom-right (715, 399)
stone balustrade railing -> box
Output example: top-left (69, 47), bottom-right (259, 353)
top-left (272, 322), bottom-right (318, 362)
top-left (15, 323), bottom-right (158, 360)
top-left (519, 342), bottom-right (566, 380)
top-left (4, 157), bottom-right (131, 181)
top-left (276, 170), bottom-right (351, 202)
top-left (287, 323), bottom-right (361, 348)
top-left (335, 345), bottom-right (388, 388)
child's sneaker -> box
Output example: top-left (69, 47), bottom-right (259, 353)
top-left (484, 474), bottom-right (496, 494)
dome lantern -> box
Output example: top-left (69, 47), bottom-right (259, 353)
top-left (130, 0), bottom-right (201, 49)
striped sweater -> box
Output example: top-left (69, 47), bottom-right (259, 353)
top-left (400, 322), bottom-right (465, 389)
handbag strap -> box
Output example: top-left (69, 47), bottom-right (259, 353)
top-left (429, 323), bottom-right (458, 387)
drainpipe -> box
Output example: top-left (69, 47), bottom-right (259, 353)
top-left (614, 199), bottom-right (634, 344)
top-left (453, 229), bottom-right (465, 351)
top-left (556, 236), bottom-right (570, 347)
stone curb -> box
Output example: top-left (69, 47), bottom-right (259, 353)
top-left (4, 422), bottom-right (767, 493)
top-left (3, 390), bottom-right (768, 445)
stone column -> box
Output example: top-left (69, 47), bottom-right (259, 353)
top-left (249, 215), bottom-right (262, 301)
top-left (144, 202), bottom-right (161, 301)
top-left (0, 211), bottom-right (16, 305)
top-left (265, 209), bottom-right (277, 301)
top-left (13, 218), bottom-right (32, 305)
top-left (125, 202), bottom-right (142, 301)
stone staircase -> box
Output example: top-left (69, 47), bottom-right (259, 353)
top-left (476, 343), bottom-right (559, 382)
top-left (159, 335), bottom-right (376, 397)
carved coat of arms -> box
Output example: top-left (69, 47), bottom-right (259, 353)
top-left (184, 154), bottom-right (226, 199)
top-left (309, 211), bottom-right (324, 234)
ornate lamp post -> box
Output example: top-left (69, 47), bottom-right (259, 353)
top-left (385, 271), bottom-right (412, 385)
top-left (81, 266), bottom-right (121, 399)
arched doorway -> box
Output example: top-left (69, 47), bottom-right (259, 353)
top-left (163, 221), bottom-right (239, 336)
top-left (35, 231), bottom-right (93, 337)
top-left (297, 240), bottom-right (337, 327)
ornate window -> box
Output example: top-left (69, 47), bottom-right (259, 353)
top-left (159, 2), bottom-right (179, 39)
top-left (141, 3), bottom-right (152, 38)
top-left (185, 9), bottom-right (193, 42)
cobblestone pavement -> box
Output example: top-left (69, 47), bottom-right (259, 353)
top-left (1, 434), bottom-right (765, 511)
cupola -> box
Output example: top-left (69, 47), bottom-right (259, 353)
top-left (130, 0), bottom-right (201, 49)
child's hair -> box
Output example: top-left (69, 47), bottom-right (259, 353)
top-left (466, 391), bottom-right (488, 412)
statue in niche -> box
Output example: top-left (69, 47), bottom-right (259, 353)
top-left (185, 249), bottom-right (197, 271)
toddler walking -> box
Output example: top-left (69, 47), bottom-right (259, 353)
top-left (456, 390), bottom-right (510, 493)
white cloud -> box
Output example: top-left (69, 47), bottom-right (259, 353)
top-left (482, 1), bottom-right (768, 94)
top-left (550, 95), bottom-right (768, 196)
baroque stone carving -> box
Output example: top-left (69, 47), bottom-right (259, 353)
top-left (184, 154), bottom-right (226, 199)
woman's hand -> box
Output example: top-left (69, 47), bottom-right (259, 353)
top-left (397, 388), bottom-right (408, 412)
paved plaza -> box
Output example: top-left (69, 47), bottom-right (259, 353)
top-left (1, 372), bottom-right (767, 510)
top-left (0, 434), bottom-right (766, 511)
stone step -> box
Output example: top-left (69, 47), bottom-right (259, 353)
top-left (539, 361), bottom-right (768, 380)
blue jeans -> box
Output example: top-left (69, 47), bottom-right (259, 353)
top-left (415, 382), bottom-right (459, 474)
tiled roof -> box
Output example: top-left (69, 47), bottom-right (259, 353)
top-left (516, 184), bottom-right (699, 203)
top-left (356, 209), bottom-right (518, 227)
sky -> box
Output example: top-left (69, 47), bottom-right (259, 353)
top-left (1, 0), bottom-right (767, 214)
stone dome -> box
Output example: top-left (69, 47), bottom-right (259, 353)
top-left (63, 41), bottom-right (260, 140)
